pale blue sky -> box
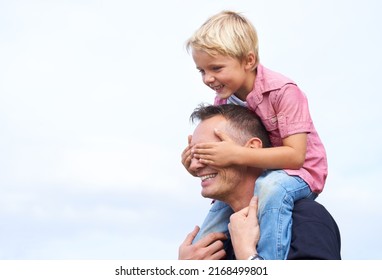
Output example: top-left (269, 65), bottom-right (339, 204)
top-left (0, 0), bottom-right (381, 259)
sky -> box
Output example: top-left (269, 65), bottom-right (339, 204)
top-left (0, 0), bottom-right (381, 260)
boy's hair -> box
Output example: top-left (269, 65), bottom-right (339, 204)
top-left (186, 10), bottom-right (259, 69)
top-left (190, 104), bottom-right (271, 148)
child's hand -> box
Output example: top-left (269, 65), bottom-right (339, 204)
top-left (192, 129), bottom-right (241, 167)
top-left (181, 135), bottom-right (197, 176)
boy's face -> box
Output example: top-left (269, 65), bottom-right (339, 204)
top-left (192, 49), bottom-right (254, 101)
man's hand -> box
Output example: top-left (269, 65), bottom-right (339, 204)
top-left (192, 129), bottom-right (243, 167)
top-left (178, 226), bottom-right (227, 260)
top-left (228, 196), bottom-right (260, 260)
top-left (181, 135), bottom-right (197, 176)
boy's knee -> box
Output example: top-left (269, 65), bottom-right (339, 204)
top-left (256, 181), bottom-right (286, 200)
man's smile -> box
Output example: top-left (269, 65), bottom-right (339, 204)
top-left (200, 173), bottom-right (217, 182)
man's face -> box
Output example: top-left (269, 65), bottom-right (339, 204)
top-left (189, 115), bottom-right (245, 202)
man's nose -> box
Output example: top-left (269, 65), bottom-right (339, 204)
top-left (189, 157), bottom-right (205, 173)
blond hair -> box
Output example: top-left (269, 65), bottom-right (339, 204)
top-left (186, 10), bottom-right (259, 68)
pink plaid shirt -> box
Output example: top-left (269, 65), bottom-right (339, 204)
top-left (215, 64), bottom-right (327, 193)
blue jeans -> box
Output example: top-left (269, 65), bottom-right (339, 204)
top-left (192, 170), bottom-right (316, 260)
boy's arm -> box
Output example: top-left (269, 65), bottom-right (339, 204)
top-left (193, 130), bottom-right (307, 170)
top-left (238, 132), bottom-right (307, 169)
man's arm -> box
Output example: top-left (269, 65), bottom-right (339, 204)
top-left (228, 196), bottom-right (261, 260)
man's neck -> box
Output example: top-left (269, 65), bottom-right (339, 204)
top-left (227, 170), bottom-right (261, 212)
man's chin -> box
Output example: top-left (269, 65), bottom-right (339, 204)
top-left (201, 189), bottom-right (220, 201)
top-left (200, 192), bottom-right (209, 198)
top-left (201, 190), bottom-right (213, 199)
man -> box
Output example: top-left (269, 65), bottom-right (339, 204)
top-left (178, 104), bottom-right (341, 260)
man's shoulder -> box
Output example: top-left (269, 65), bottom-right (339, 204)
top-left (292, 198), bottom-right (339, 232)
top-left (293, 199), bottom-right (330, 222)
top-left (288, 198), bottom-right (341, 260)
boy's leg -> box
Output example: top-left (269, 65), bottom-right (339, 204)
top-left (254, 170), bottom-right (313, 260)
top-left (192, 200), bottom-right (234, 250)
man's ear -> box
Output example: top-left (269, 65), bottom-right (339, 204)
top-left (245, 137), bottom-right (263, 149)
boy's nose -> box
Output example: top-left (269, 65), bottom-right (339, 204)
top-left (203, 73), bottom-right (214, 85)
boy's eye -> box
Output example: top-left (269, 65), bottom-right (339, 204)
top-left (212, 66), bottom-right (222, 71)
top-left (198, 69), bottom-right (205, 75)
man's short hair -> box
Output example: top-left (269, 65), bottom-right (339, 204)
top-left (190, 103), bottom-right (271, 148)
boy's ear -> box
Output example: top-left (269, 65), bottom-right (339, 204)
top-left (245, 137), bottom-right (263, 149)
top-left (245, 51), bottom-right (257, 70)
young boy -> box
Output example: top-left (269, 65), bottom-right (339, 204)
top-left (181, 10), bottom-right (327, 259)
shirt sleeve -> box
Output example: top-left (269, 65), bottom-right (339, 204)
top-left (272, 84), bottom-right (313, 138)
